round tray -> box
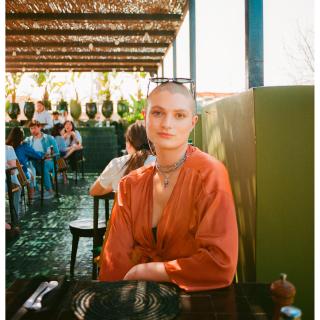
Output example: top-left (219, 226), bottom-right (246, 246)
top-left (72, 280), bottom-right (180, 320)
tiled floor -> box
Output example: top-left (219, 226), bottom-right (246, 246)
top-left (6, 174), bottom-right (109, 288)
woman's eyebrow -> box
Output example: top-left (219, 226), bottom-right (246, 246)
top-left (150, 106), bottom-right (188, 112)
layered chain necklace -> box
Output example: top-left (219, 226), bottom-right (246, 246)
top-left (155, 152), bottom-right (187, 188)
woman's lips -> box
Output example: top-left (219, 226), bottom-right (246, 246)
top-left (158, 132), bottom-right (174, 138)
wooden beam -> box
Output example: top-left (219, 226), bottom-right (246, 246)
top-left (5, 51), bottom-right (163, 57)
top-left (6, 29), bottom-right (175, 37)
top-left (6, 13), bottom-right (182, 21)
top-left (6, 41), bottom-right (169, 48)
top-left (6, 58), bottom-right (160, 64)
top-left (6, 67), bottom-right (157, 72)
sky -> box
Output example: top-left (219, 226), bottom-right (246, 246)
top-left (162, 0), bottom-right (314, 93)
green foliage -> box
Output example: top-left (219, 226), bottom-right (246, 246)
top-left (31, 72), bottom-right (47, 87)
top-left (5, 72), bottom-right (22, 102)
top-left (98, 72), bottom-right (111, 100)
top-left (122, 95), bottom-right (146, 124)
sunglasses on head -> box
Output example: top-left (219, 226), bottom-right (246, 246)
top-left (147, 77), bottom-right (196, 100)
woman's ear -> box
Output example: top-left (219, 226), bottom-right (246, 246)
top-left (191, 115), bottom-right (198, 128)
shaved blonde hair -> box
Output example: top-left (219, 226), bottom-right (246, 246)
top-left (147, 82), bottom-right (196, 114)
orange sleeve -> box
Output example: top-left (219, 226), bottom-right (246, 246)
top-left (98, 179), bottom-right (135, 281)
top-left (164, 190), bottom-right (238, 292)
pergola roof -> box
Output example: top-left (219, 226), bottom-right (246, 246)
top-left (6, 0), bottom-right (189, 73)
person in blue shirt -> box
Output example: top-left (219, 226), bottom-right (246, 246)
top-left (6, 126), bottom-right (43, 199)
top-left (24, 120), bottom-right (60, 200)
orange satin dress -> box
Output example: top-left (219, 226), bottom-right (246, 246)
top-left (99, 146), bottom-right (238, 292)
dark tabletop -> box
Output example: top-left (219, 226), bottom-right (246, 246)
top-left (6, 277), bottom-right (274, 320)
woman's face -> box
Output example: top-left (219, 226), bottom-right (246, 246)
top-left (64, 122), bottom-right (72, 132)
top-left (146, 90), bottom-right (197, 151)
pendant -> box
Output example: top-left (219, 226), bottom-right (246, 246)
top-left (163, 177), bottom-right (169, 188)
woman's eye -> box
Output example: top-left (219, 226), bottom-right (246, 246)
top-left (151, 111), bottom-right (162, 116)
top-left (175, 113), bottom-right (186, 119)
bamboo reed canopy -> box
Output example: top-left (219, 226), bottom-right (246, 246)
top-left (6, 0), bottom-right (188, 73)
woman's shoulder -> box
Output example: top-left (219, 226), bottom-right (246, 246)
top-left (186, 147), bottom-right (231, 194)
top-left (187, 146), bottom-right (225, 170)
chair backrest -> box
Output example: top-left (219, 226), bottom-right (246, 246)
top-left (16, 160), bottom-right (29, 188)
top-left (57, 158), bottom-right (68, 172)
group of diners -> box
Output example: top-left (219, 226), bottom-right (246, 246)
top-left (5, 116), bottom-right (83, 228)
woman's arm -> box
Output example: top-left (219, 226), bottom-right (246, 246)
top-left (89, 179), bottom-right (113, 196)
top-left (123, 262), bottom-right (170, 282)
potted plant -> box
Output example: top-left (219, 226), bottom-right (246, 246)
top-left (122, 92), bottom-right (146, 124)
top-left (117, 97), bottom-right (130, 118)
top-left (31, 72), bottom-right (52, 110)
top-left (57, 98), bottom-right (68, 113)
top-left (69, 72), bottom-right (82, 123)
top-left (86, 99), bottom-right (97, 120)
top-left (99, 72), bottom-right (113, 119)
top-left (5, 72), bottom-right (22, 121)
top-left (24, 99), bottom-right (35, 121)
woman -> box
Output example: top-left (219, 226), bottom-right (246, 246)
top-left (6, 127), bottom-right (43, 198)
top-left (51, 123), bottom-right (68, 157)
top-left (90, 122), bottom-right (155, 196)
top-left (62, 120), bottom-right (83, 175)
top-left (99, 81), bottom-right (238, 292)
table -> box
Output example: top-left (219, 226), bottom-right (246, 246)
top-left (6, 278), bottom-right (275, 319)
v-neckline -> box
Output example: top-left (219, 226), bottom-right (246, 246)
top-left (148, 163), bottom-right (185, 242)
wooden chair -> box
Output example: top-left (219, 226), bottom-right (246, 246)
top-left (68, 192), bottom-right (115, 279)
top-left (16, 160), bottom-right (31, 209)
top-left (56, 158), bottom-right (68, 183)
top-left (74, 148), bottom-right (85, 184)
top-left (5, 167), bottom-right (20, 227)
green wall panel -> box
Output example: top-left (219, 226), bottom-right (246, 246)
top-left (255, 86), bottom-right (314, 319)
top-left (201, 86), bottom-right (314, 319)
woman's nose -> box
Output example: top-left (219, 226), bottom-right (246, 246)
top-left (161, 114), bottom-right (173, 128)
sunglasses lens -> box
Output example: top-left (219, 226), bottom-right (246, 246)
top-left (148, 77), bottom-right (195, 100)
top-left (151, 78), bottom-right (169, 84)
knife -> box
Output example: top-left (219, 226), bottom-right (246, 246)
top-left (10, 281), bottom-right (49, 320)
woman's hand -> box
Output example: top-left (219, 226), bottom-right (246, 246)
top-left (123, 262), bottom-right (170, 282)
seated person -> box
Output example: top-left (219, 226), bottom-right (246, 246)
top-left (5, 145), bottom-right (22, 219)
top-left (6, 127), bottom-right (43, 199)
top-left (51, 123), bottom-right (68, 157)
top-left (90, 122), bottom-right (155, 196)
top-left (52, 111), bottom-right (61, 125)
top-left (62, 120), bottom-right (83, 177)
top-left (98, 81), bottom-right (238, 292)
top-left (24, 120), bottom-right (60, 200)
top-left (33, 100), bottom-right (53, 131)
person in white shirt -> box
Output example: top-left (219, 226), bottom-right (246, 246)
top-left (33, 101), bottom-right (53, 131)
top-left (90, 122), bottom-right (155, 195)
top-left (5, 145), bottom-right (22, 219)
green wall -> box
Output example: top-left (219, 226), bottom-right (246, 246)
top-left (202, 86), bottom-right (314, 319)
top-left (255, 86), bottom-right (314, 319)
top-left (5, 126), bottom-right (118, 173)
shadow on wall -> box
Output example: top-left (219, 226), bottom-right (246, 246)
top-left (202, 90), bottom-right (257, 282)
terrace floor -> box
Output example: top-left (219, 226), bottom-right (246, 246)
top-left (6, 174), bottom-right (109, 288)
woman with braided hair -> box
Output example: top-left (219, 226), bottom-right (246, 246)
top-left (90, 122), bottom-right (155, 196)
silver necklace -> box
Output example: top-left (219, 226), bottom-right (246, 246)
top-left (155, 153), bottom-right (187, 188)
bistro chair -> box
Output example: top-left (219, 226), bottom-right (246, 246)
top-left (74, 148), bottom-right (85, 185)
top-left (16, 160), bottom-right (31, 210)
top-left (68, 192), bottom-right (115, 279)
top-left (5, 167), bottom-right (20, 227)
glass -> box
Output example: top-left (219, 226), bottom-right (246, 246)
top-left (147, 77), bottom-right (196, 100)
